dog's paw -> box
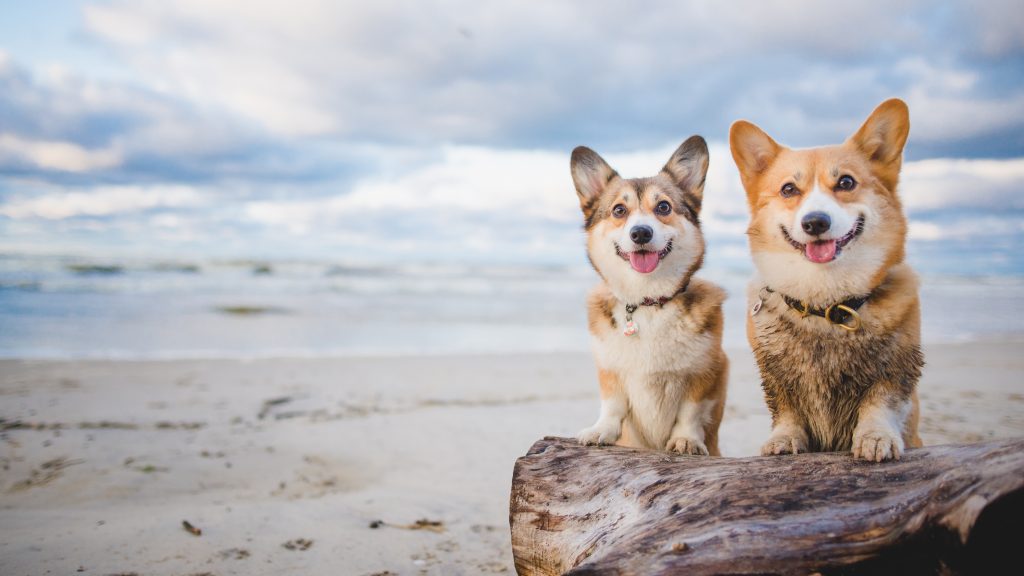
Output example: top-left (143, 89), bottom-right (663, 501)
top-left (666, 436), bottom-right (709, 456)
top-left (577, 423), bottom-right (620, 446)
top-left (760, 434), bottom-right (808, 456)
top-left (852, 428), bottom-right (903, 462)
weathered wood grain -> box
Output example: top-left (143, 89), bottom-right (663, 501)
top-left (510, 437), bottom-right (1024, 575)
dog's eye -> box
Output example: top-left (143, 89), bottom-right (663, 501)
top-left (655, 201), bottom-right (672, 215)
top-left (612, 204), bottom-right (627, 218)
top-left (836, 175), bottom-right (857, 191)
top-left (780, 183), bottom-right (799, 198)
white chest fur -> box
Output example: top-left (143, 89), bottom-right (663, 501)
top-left (590, 301), bottom-right (714, 447)
top-left (592, 303), bottom-right (713, 374)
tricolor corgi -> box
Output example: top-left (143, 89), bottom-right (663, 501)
top-left (571, 136), bottom-right (728, 456)
top-left (729, 99), bottom-right (924, 462)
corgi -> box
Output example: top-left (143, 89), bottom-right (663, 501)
top-left (571, 136), bottom-right (728, 456)
top-left (729, 99), bottom-right (924, 462)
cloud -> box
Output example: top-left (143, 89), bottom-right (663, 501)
top-left (901, 158), bottom-right (1024, 211)
top-left (0, 55), bottom-right (292, 184)
top-left (0, 132), bottom-right (122, 172)
top-left (909, 217), bottom-right (1024, 241)
top-left (241, 145), bottom-right (580, 245)
top-left (1, 139), bottom-right (1022, 269)
top-left (0, 184), bottom-right (205, 219)
top-left (241, 141), bottom-right (750, 237)
top-left (0, 1), bottom-right (1019, 193)
top-left (203, 142), bottom-right (1024, 260)
top-left (0, 1), bottom-right (1022, 270)
top-left (74, 0), bottom-right (1024, 154)
top-left (874, 59), bottom-right (1024, 148)
top-left (959, 0), bottom-right (1024, 57)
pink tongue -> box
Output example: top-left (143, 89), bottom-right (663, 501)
top-left (806, 240), bottom-right (837, 263)
top-left (629, 251), bottom-right (660, 273)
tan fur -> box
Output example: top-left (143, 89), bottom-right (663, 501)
top-left (730, 99), bottom-right (924, 462)
top-left (572, 137), bottom-right (728, 456)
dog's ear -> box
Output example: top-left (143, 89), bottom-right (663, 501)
top-left (570, 146), bottom-right (617, 211)
top-left (730, 120), bottom-right (781, 199)
top-left (662, 135), bottom-right (709, 205)
top-left (847, 98), bottom-right (910, 191)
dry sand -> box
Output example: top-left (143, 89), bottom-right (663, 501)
top-left (1, 339), bottom-right (1023, 575)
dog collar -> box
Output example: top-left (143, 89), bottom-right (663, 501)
top-left (621, 282), bottom-right (689, 336)
top-left (757, 287), bottom-right (868, 332)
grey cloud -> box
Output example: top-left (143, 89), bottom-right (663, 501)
top-left (72, 0), bottom-right (1024, 157)
top-left (0, 58), bottom-right (359, 188)
top-left (2, 0), bottom-right (1023, 268)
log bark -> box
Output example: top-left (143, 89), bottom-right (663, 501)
top-left (510, 437), bottom-right (1024, 576)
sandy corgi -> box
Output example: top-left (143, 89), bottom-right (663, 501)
top-left (571, 136), bottom-right (728, 456)
top-left (729, 99), bottom-right (924, 462)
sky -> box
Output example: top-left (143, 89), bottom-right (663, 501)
top-left (1, 1), bottom-right (1023, 273)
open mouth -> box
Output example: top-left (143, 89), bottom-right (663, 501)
top-left (615, 240), bottom-right (673, 274)
top-left (781, 215), bottom-right (865, 264)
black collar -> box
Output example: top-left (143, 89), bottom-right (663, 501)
top-left (763, 287), bottom-right (869, 330)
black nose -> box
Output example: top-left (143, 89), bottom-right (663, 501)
top-left (630, 225), bottom-right (654, 245)
top-left (801, 212), bottom-right (831, 236)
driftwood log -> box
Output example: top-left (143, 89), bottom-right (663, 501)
top-left (510, 437), bottom-right (1024, 575)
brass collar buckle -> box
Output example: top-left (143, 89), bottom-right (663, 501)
top-left (825, 303), bottom-right (862, 331)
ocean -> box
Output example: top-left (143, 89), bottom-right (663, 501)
top-left (1, 253), bottom-right (1022, 359)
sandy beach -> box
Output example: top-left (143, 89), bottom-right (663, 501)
top-left (1, 339), bottom-right (1022, 575)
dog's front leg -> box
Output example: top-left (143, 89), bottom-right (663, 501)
top-left (577, 369), bottom-right (626, 446)
top-left (666, 398), bottom-right (712, 456)
top-left (852, 386), bottom-right (912, 462)
top-left (761, 409), bottom-right (809, 455)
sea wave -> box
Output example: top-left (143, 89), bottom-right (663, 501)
top-left (1, 253), bottom-right (1021, 359)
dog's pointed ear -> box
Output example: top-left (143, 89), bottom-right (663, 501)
top-left (730, 120), bottom-right (781, 193)
top-left (662, 135), bottom-right (709, 204)
top-left (847, 98), bottom-right (910, 167)
top-left (570, 146), bottom-right (617, 208)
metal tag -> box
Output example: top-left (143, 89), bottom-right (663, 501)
top-left (623, 319), bottom-right (638, 336)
